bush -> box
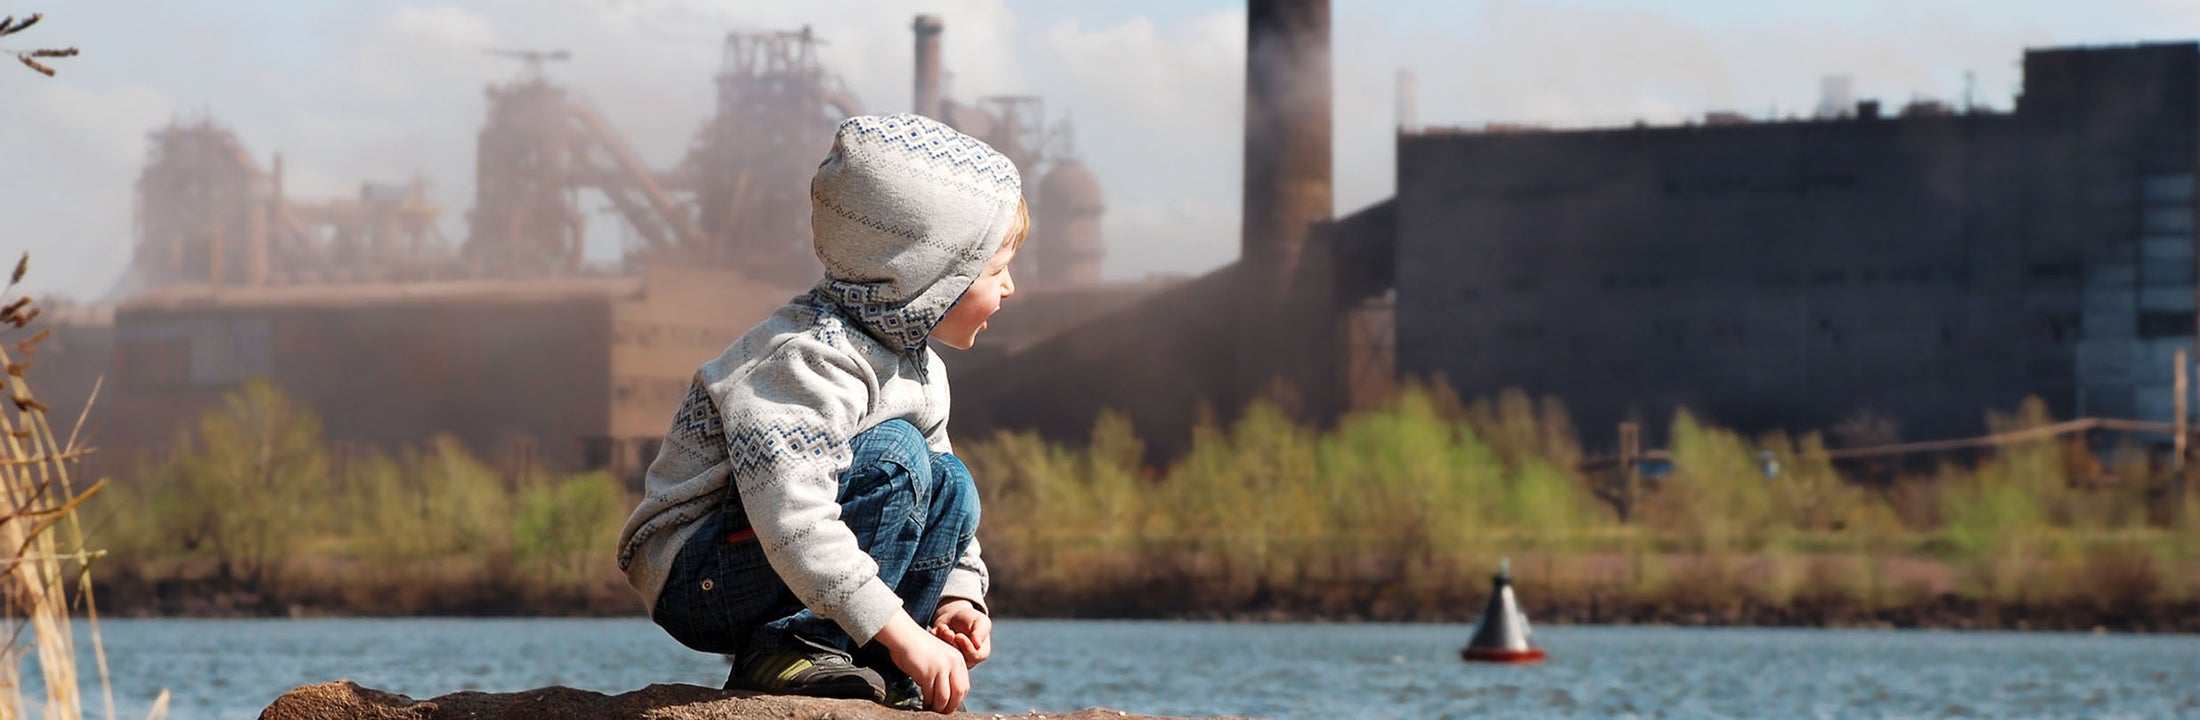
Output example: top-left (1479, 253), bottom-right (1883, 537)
top-left (143, 379), bottom-right (328, 591)
top-left (515, 471), bottom-right (627, 580)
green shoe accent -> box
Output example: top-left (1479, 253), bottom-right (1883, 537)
top-left (882, 675), bottom-right (925, 711)
top-left (741, 653), bottom-right (813, 688)
top-left (725, 650), bottom-right (886, 701)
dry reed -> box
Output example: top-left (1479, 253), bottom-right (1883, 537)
top-left (0, 254), bottom-right (159, 720)
top-left (1, 14), bottom-right (77, 78)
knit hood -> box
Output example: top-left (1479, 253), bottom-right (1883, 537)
top-left (809, 114), bottom-right (1024, 354)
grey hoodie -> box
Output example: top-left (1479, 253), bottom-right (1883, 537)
top-left (617, 114), bottom-right (1022, 645)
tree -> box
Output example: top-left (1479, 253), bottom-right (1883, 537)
top-left (154, 380), bottom-right (329, 592)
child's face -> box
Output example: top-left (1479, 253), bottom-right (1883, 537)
top-left (931, 241), bottom-right (1019, 350)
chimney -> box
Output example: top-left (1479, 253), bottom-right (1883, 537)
top-left (1242, 0), bottom-right (1332, 286)
top-left (1397, 68), bottom-right (1419, 133)
top-left (913, 15), bottom-right (944, 120)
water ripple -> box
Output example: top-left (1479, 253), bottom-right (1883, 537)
top-left (27, 619), bottom-right (2200, 720)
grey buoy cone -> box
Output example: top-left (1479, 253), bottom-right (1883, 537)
top-left (1461, 558), bottom-right (1546, 663)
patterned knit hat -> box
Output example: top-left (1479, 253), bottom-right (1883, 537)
top-left (810, 113), bottom-right (1024, 353)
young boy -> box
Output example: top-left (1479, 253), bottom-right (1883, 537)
top-left (618, 114), bottom-right (1024, 714)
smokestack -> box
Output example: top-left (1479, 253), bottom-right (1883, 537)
top-left (913, 15), bottom-right (944, 120)
top-left (1397, 68), bottom-right (1419, 133)
top-left (1242, 0), bottom-right (1331, 284)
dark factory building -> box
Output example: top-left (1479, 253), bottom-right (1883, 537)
top-left (958, 38), bottom-right (2200, 460)
top-left (1376, 41), bottom-right (2199, 444)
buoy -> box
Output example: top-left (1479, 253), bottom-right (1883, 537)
top-left (1460, 557), bottom-right (1546, 664)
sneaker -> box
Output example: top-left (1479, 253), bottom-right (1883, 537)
top-left (881, 673), bottom-right (925, 711)
top-left (724, 649), bottom-right (886, 701)
top-left (851, 643), bottom-right (926, 711)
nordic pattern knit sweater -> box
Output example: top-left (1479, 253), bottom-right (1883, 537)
top-left (617, 114), bottom-right (1019, 645)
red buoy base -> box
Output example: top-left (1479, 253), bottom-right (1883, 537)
top-left (1460, 647), bottom-right (1547, 664)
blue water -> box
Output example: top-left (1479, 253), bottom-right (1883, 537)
top-left (28, 619), bottom-right (2200, 719)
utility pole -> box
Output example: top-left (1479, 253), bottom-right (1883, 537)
top-left (1619, 421), bottom-right (1641, 524)
top-left (2180, 349), bottom-right (2192, 516)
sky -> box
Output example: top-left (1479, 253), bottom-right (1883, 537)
top-left (4, 0), bottom-right (2200, 300)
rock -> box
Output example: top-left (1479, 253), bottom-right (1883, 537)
top-left (260, 680), bottom-right (1245, 720)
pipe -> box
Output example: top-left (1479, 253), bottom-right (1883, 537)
top-left (913, 15), bottom-right (944, 120)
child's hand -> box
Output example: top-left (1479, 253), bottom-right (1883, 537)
top-left (878, 612), bottom-right (969, 713)
top-left (931, 599), bottom-right (992, 668)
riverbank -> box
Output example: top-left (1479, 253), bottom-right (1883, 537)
top-left (85, 382), bottom-right (2200, 633)
top-left (263, 680), bottom-right (1227, 720)
top-left (90, 567), bottom-right (2200, 633)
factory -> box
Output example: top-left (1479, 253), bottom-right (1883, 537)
top-left (60, 19), bottom-right (1142, 477)
top-left (47, 1), bottom-right (2200, 476)
top-left (953, 6), bottom-right (2200, 456)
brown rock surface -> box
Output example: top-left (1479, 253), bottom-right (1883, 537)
top-left (260, 680), bottom-right (1244, 720)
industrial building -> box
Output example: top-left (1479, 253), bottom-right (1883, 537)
top-left (54, 0), bottom-right (2200, 476)
top-left (62, 17), bottom-right (1144, 481)
top-left (1374, 41), bottom-right (2200, 445)
top-left (951, 9), bottom-right (2200, 456)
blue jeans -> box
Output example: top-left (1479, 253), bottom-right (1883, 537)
top-left (653, 419), bottom-right (980, 659)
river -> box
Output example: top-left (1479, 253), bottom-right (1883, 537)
top-left (28, 619), bottom-right (2199, 719)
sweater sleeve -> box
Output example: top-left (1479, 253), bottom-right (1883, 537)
top-left (711, 336), bottom-right (905, 645)
top-left (919, 350), bottom-right (989, 614)
top-left (941, 538), bottom-right (990, 614)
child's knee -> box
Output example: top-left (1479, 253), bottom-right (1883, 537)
top-left (848, 419), bottom-right (932, 483)
top-left (930, 453), bottom-right (981, 527)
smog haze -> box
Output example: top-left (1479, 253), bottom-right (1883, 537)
top-left (4, 0), bottom-right (2198, 299)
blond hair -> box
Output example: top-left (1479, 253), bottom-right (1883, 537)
top-left (1001, 197), bottom-right (1030, 253)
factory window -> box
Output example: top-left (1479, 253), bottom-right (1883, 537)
top-left (2090, 178), bottom-right (2136, 206)
top-left (2140, 259), bottom-right (2195, 285)
top-left (2139, 174), bottom-right (2194, 204)
top-left (2142, 207), bottom-right (2194, 236)
top-left (2138, 311), bottom-right (2194, 339)
top-left (117, 338), bottom-right (189, 389)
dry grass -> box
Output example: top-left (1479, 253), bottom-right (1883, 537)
top-left (1, 14), bottom-right (79, 78)
top-left (0, 254), bottom-right (160, 720)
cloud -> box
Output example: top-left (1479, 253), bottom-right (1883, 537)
top-left (354, 5), bottom-right (503, 99)
top-left (0, 82), bottom-right (174, 295)
top-left (1025, 9), bottom-right (1246, 280)
top-left (6, 0), bottom-right (2199, 301)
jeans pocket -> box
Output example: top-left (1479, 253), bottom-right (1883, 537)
top-left (712, 536), bottom-right (779, 616)
top-left (657, 515), bottom-right (778, 654)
